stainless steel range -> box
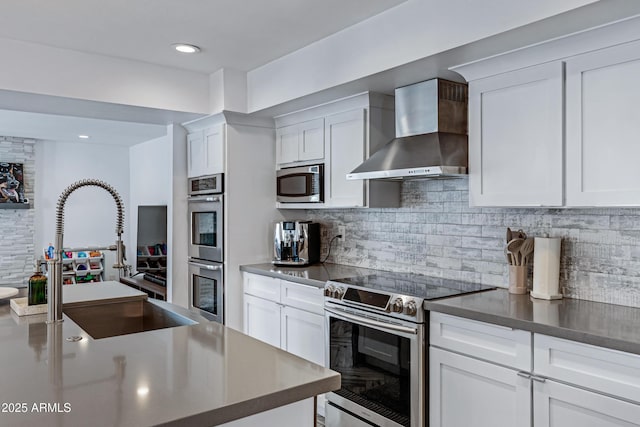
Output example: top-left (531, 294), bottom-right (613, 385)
top-left (324, 272), bottom-right (494, 427)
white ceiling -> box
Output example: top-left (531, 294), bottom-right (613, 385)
top-left (0, 0), bottom-right (405, 145)
top-left (0, 110), bottom-right (167, 146)
top-left (0, 0), bottom-right (406, 74)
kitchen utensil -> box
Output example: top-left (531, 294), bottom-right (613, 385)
top-left (519, 238), bottom-right (535, 266)
top-left (516, 229), bottom-right (527, 240)
top-left (506, 227), bottom-right (513, 244)
top-left (504, 247), bottom-right (512, 264)
top-left (507, 238), bottom-right (524, 265)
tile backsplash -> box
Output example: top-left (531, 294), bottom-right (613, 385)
top-left (0, 137), bottom-right (35, 287)
top-left (304, 179), bottom-right (640, 308)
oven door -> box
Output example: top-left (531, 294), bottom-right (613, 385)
top-left (188, 259), bottom-right (223, 324)
top-left (325, 304), bottom-right (425, 427)
top-left (188, 195), bottom-right (223, 262)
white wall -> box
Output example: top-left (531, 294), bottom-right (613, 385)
top-left (34, 140), bottom-right (130, 280)
top-left (129, 134), bottom-right (171, 269)
top-left (246, 0), bottom-right (597, 111)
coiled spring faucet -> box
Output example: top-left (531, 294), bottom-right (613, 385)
top-left (47, 179), bottom-right (130, 323)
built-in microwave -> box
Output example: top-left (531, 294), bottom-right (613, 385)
top-left (276, 164), bottom-right (324, 203)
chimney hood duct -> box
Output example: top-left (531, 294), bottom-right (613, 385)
top-left (347, 78), bottom-right (468, 180)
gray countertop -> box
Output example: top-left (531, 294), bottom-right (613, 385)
top-left (425, 289), bottom-right (640, 355)
top-left (240, 262), bottom-right (377, 287)
top-left (243, 264), bottom-right (640, 355)
top-left (0, 287), bottom-right (339, 426)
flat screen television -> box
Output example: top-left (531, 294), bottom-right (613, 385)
top-left (136, 205), bottom-right (167, 285)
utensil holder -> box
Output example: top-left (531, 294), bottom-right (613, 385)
top-left (508, 265), bottom-right (528, 294)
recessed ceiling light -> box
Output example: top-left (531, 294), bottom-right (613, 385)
top-left (78, 135), bottom-right (90, 139)
top-left (173, 43), bottom-right (201, 54)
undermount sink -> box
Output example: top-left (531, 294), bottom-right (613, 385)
top-left (63, 299), bottom-right (196, 339)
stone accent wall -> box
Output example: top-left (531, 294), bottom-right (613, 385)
top-left (305, 179), bottom-right (640, 308)
top-left (0, 137), bottom-right (35, 287)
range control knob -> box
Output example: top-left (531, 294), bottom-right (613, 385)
top-left (334, 287), bottom-right (345, 299)
top-left (392, 298), bottom-right (404, 313)
top-left (325, 285), bottom-right (335, 298)
top-left (405, 300), bottom-right (417, 316)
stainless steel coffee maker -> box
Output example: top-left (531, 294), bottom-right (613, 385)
top-left (273, 221), bottom-right (320, 266)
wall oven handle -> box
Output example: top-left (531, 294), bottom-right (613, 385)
top-left (188, 196), bottom-right (221, 203)
top-left (188, 260), bottom-right (223, 270)
top-left (325, 307), bottom-right (418, 335)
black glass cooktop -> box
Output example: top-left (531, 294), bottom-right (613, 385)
top-left (333, 272), bottom-right (495, 301)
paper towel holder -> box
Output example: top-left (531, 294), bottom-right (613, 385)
top-left (531, 236), bottom-right (563, 300)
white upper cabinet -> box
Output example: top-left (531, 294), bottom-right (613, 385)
top-left (468, 62), bottom-right (564, 207)
top-left (187, 124), bottom-right (225, 178)
top-left (325, 109), bottom-right (366, 208)
top-left (454, 19), bottom-right (640, 207)
top-left (276, 118), bottom-right (324, 166)
top-left (565, 39), bottom-right (640, 206)
top-left (274, 92), bottom-right (399, 209)
top-left (187, 130), bottom-right (205, 178)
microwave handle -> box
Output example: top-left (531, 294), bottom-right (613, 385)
top-left (188, 196), bottom-right (221, 203)
top-left (188, 260), bottom-right (223, 271)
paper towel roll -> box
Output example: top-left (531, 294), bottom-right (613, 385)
top-left (531, 237), bottom-right (562, 300)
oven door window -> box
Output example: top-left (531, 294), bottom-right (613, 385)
top-left (329, 317), bottom-right (411, 427)
top-left (192, 273), bottom-right (218, 316)
top-left (278, 174), bottom-right (310, 197)
top-left (192, 211), bottom-right (218, 247)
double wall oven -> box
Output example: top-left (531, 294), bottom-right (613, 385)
top-left (188, 174), bottom-right (224, 323)
top-left (324, 273), bottom-right (494, 427)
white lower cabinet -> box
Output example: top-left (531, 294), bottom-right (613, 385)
top-left (430, 346), bottom-right (531, 427)
top-left (243, 272), bottom-right (326, 414)
top-left (244, 294), bottom-right (281, 348)
top-left (281, 305), bottom-right (325, 366)
top-left (534, 379), bottom-right (640, 427)
top-left (430, 313), bottom-right (640, 427)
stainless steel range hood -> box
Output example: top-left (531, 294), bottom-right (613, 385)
top-left (347, 78), bottom-right (468, 180)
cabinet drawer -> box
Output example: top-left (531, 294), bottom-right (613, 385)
top-left (534, 334), bottom-right (640, 404)
top-left (243, 273), bottom-right (281, 302)
top-left (430, 312), bottom-right (531, 371)
top-left (281, 280), bottom-right (324, 315)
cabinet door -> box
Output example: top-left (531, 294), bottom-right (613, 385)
top-left (430, 347), bottom-right (531, 427)
top-left (566, 40), bottom-right (640, 206)
top-left (534, 379), bottom-right (640, 427)
top-left (298, 118), bottom-right (325, 161)
top-left (468, 62), bottom-right (563, 207)
top-left (281, 306), bottom-right (325, 366)
top-left (243, 294), bottom-right (281, 348)
top-left (204, 125), bottom-right (225, 175)
top-left (187, 130), bottom-right (206, 178)
top-left (276, 124), bottom-right (300, 165)
top-left (325, 109), bottom-right (366, 208)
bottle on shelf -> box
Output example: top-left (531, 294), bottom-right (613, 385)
top-left (28, 260), bottom-right (47, 306)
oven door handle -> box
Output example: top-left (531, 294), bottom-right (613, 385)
top-left (324, 307), bottom-right (418, 335)
top-left (188, 260), bottom-right (223, 271)
top-left (188, 196), bottom-right (222, 203)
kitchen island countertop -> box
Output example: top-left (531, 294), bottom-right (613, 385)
top-left (0, 288), bottom-right (339, 426)
top-left (425, 288), bottom-right (640, 355)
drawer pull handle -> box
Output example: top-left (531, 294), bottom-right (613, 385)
top-left (531, 375), bottom-right (547, 383)
top-left (517, 371), bottom-right (531, 379)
